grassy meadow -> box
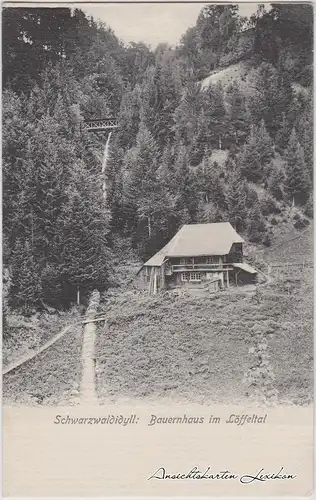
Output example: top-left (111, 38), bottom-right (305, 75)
top-left (3, 310), bottom-right (83, 406)
top-left (95, 261), bottom-right (313, 406)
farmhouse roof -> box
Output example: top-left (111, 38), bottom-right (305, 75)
top-left (144, 222), bottom-right (244, 266)
top-left (233, 262), bottom-right (257, 274)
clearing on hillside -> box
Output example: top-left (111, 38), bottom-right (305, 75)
top-left (95, 257), bottom-right (313, 406)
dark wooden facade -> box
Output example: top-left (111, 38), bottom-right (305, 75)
top-left (136, 242), bottom-right (257, 294)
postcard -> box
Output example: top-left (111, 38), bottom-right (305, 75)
top-left (2, 1), bottom-right (314, 497)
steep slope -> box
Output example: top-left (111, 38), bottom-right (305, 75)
top-left (201, 61), bottom-right (250, 90)
top-left (264, 223), bottom-right (313, 264)
top-left (201, 60), bottom-right (310, 99)
top-left (94, 268), bottom-right (312, 406)
top-left (94, 224), bottom-right (313, 406)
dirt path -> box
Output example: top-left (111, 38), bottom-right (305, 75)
top-left (80, 321), bottom-right (98, 404)
top-left (79, 290), bottom-right (101, 405)
top-left (3, 289), bottom-right (104, 407)
top-left (2, 322), bottom-right (80, 376)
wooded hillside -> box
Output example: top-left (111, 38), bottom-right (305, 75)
top-left (3, 4), bottom-right (313, 313)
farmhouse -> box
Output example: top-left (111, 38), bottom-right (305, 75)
top-left (137, 222), bottom-right (258, 294)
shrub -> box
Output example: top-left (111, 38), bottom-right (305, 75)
top-left (247, 204), bottom-right (267, 243)
top-left (298, 64), bottom-right (313, 87)
top-left (267, 168), bottom-right (285, 200)
top-left (243, 326), bottom-right (278, 405)
top-left (274, 145), bottom-right (283, 156)
top-left (291, 208), bottom-right (310, 229)
top-left (262, 231), bottom-right (271, 246)
top-left (198, 202), bottom-right (224, 223)
top-left (260, 194), bottom-right (281, 215)
top-left (304, 195), bottom-right (313, 219)
top-left (293, 213), bottom-right (309, 229)
top-left (41, 266), bottom-right (62, 308)
top-left (246, 186), bottom-right (259, 208)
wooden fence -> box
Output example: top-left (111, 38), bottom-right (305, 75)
top-left (268, 261), bottom-right (313, 276)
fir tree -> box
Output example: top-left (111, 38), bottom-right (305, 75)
top-left (255, 119), bottom-right (274, 166)
top-left (275, 112), bottom-right (292, 152)
top-left (247, 204), bottom-right (266, 243)
top-left (57, 162), bottom-right (113, 305)
top-left (196, 156), bottom-right (225, 208)
top-left (267, 168), bottom-right (285, 200)
top-left (157, 142), bottom-right (177, 194)
top-left (152, 44), bottom-right (183, 146)
top-left (295, 92), bottom-right (313, 181)
top-left (3, 6), bottom-right (313, 313)
top-left (304, 194), bottom-right (313, 219)
top-left (106, 144), bottom-right (126, 232)
top-left (173, 81), bottom-right (205, 147)
top-left (284, 129), bottom-right (311, 206)
top-left (9, 239), bottom-right (43, 313)
top-left (226, 80), bottom-right (250, 145)
top-left (139, 65), bottom-right (160, 139)
top-left (117, 85), bottom-right (141, 150)
top-left (174, 143), bottom-right (199, 223)
top-left (239, 130), bottom-right (262, 182)
top-left (123, 124), bottom-right (160, 226)
top-left (123, 124), bottom-right (178, 256)
top-left (239, 120), bottom-right (274, 182)
top-left (203, 82), bottom-right (227, 149)
top-left (225, 166), bottom-right (248, 232)
top-left (246, 62), bottom-right (292, 137)
top-left (124, 42), bottom-right (154, 86)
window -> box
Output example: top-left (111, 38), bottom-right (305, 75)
top-left (207, 256), bottom-right (221, 264)
top-left (194, 256), bottom-right (204, 264)
top-left (190, 272), bottom-right (201, 282)
top-left (181, 272), bottom-right (188, 281)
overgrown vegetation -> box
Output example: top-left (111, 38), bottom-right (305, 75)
top-left (3, 317), bottom-right (83, 406)
top-left (3, 4), bottom-right (313, 314)
top-left (3, 306), bottom-right (83, 364)
top-left (95, 260), bottom-right (312, 405)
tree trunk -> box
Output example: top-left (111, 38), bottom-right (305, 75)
top-left (148, 216), bottom-right (152, 237)
top-left (77, 286), bottom-right (80, 306)
top-left (31, 208), bottom-right (34, 247)
top-left (218, 136), bottom-right (222, 150)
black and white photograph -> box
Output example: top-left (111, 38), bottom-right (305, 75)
top-left (2, 1), bottom-right (314, 496)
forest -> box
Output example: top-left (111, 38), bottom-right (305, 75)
top-left (2, 4), bottom-right (313, 313)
